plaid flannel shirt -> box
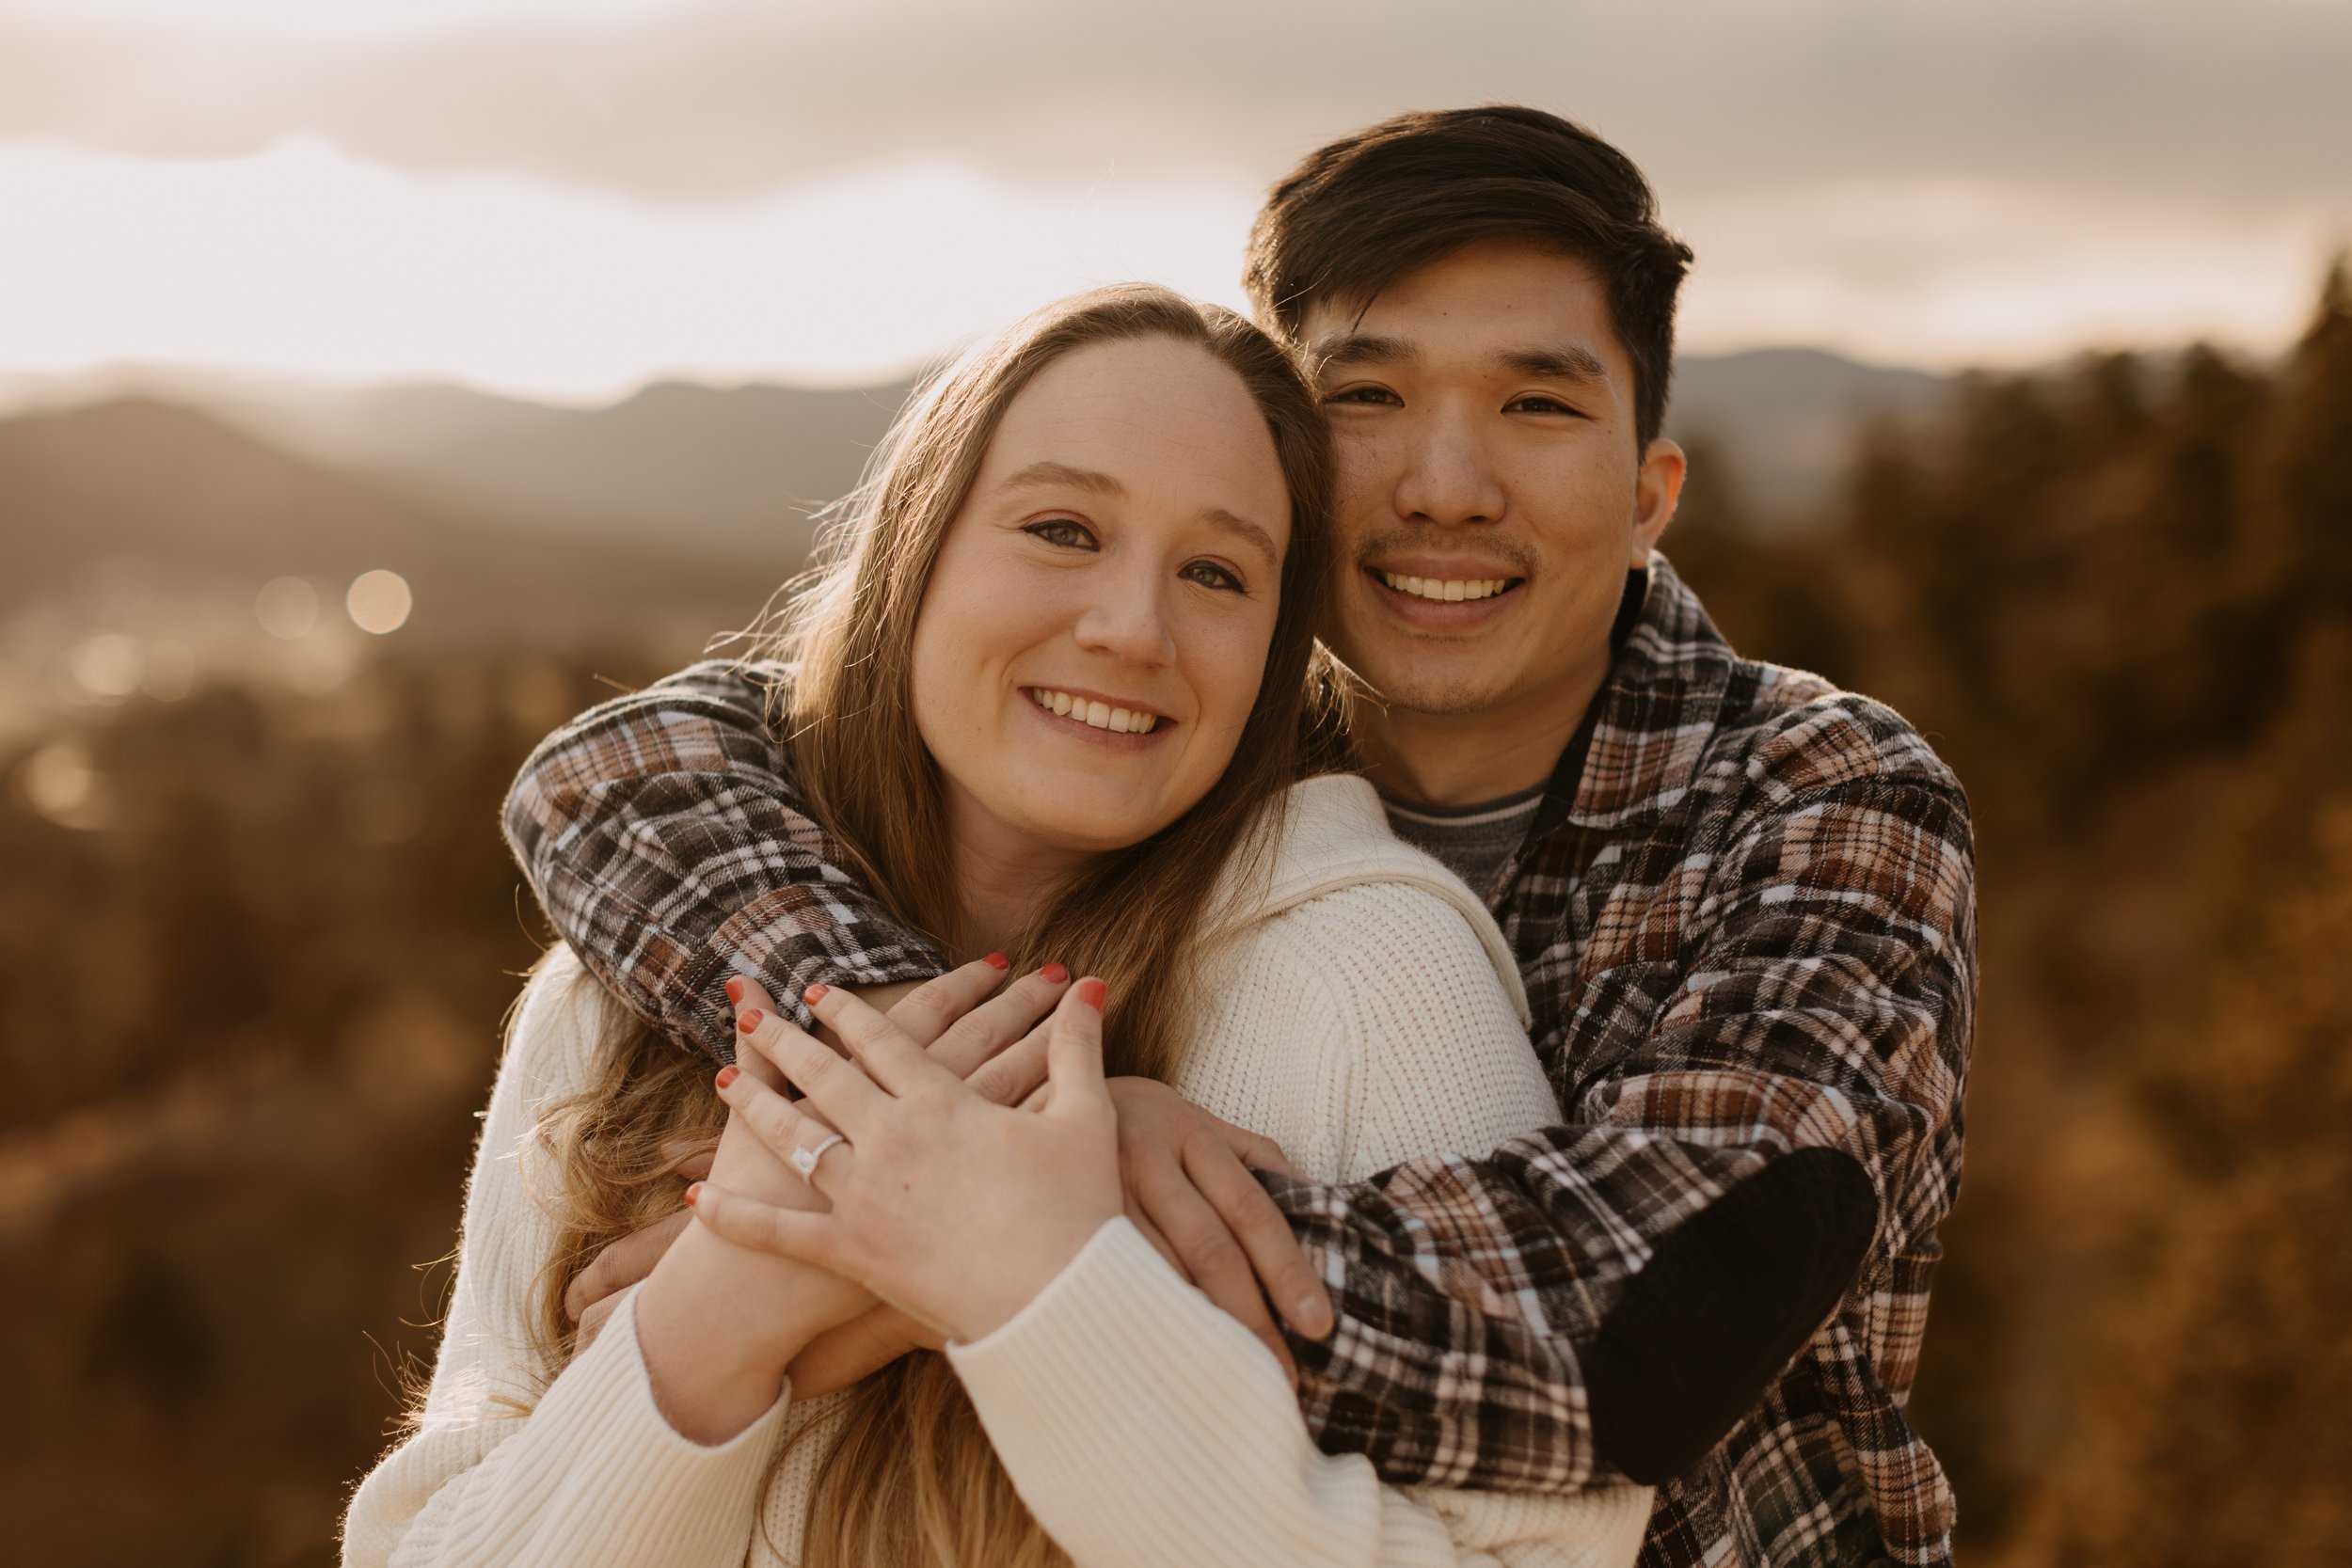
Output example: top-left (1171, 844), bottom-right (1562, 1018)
top-left (503, 556), bottom-right (1975, 1567)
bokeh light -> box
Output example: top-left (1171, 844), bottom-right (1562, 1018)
top-left (66, 633), bottom-right (140, 701)
top-left (346, 569), bottom-right (413, 635)
top-left (255, 576), bottom-right (319, 639)
top-left (18, 736), bottom-right (101, 826)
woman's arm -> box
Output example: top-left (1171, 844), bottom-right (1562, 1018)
top-left (951, 895), bottom-right (1649, 1568)
top-left (341, 952), bottom-right (849, 1568)
top-left (948, 1217), bottom-right (1654, 1568)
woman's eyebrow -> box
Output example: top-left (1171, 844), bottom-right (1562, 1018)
top-left (1201, 507), bottom-right (1279, 564)
top-left (998, 460), bottom-right (1124, 497)
top-left (999, 460), bottom-right (1277, 562)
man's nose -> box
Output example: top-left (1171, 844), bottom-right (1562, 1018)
top-left (1392, 407), bottom-right (1506, 527)
top-left (1073, 565), bottom-right (1177, 666)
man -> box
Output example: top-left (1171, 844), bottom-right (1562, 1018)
top-left (504, 106), bottom-right (1975, 1566)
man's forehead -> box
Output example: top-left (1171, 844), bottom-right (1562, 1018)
top-left (1297, 242), bottom-right (1627, 378)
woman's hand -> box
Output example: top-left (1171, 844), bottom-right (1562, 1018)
top-left (628, 1076), bottom-right (866, 1443)
top-left (558, 957), bottom-right (1073, 1348)
top-left (692, 977), bottom-right (1122, 1344)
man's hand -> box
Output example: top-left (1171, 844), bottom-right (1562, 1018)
top-left (563, 956), bottom-right (1067, 1346)
top-left (1105, 1077), bottom-right (1334, 1383)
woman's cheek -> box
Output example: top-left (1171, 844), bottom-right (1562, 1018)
top-left (1196, 614), bottom-right (1272, 744)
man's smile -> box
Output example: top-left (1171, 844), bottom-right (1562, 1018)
top-left (1360, 559), bottom-right (1529, 628)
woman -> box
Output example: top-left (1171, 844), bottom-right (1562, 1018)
top-left (343, 286), bottom-right (1651, 1567)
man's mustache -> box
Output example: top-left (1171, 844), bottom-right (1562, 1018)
top-left (1348, 531), bottom-right (1538, 578)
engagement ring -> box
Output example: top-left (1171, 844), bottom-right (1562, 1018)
top-left (791, 1132), bottom-right (846, 1179)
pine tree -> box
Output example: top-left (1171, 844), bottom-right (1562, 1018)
top-left (2254, 256), bottom-right (2352, 629)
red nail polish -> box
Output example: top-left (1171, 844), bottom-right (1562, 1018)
top-left (715, 1065), bottom-right (739, 1089)
top-left (982, 952), bottom-right (1010, 971)
top-left (1075, 977), bottom-right (1106, 1009)
top-left (803, 984), bottom-right (830, 1006)
top-left (684, 1182), bottom-right (703, 1206)
top-left (724, 977), bottom-right (744, 1004)
top-left (1041, 961), bottom-right (1069, 984)
top-left (738, 1010), bottom-right (762, 1033)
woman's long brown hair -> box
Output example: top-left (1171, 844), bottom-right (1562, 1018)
top-left (528, 285), bottom-right (1337, 1567)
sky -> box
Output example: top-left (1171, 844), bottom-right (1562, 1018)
top-left (2, 0), bottom-right (2345, 400)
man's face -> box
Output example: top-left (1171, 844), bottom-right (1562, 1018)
top-left (1303, 238), bottom-right (1683, 722)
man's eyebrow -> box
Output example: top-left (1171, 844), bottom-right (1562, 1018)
top-left (1310, 333), bottom-right (1417, 372)
top-left (1311, 334), bottom-right (1610, 386)
top-left (997, 460), bottom-right (1126, 496)
top-left (1499, 343), bottom-right (1611, 383)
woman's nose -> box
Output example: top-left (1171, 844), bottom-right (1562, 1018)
top-left (1073, 569), bottom-right (1177, 666)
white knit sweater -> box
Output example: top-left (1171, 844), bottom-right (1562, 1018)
top-left (342, 775), bottom-right (1653, 1568)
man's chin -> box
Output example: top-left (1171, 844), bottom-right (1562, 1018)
top-left (1337, 653), bottom-right (1521, 720)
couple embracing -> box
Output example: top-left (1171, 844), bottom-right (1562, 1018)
top-left (345, 105), bottom-right (1975, 1568)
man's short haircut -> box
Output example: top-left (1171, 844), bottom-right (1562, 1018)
top-left (1243, 104), bottom-right (1694, 450)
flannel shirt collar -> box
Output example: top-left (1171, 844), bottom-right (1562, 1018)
top-left (1531, 553), bottom-right (1737, 843)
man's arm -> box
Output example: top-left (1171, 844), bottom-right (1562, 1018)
top-left (1268, 773), bottom-right (1974, 1495)
top-left (501, 660), bottom-right (946, 1059)
top-left (504, 663), bottom-right (1334, 1361)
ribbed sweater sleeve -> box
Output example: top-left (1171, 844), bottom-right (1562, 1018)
top-left (341, 949), bottom-right (788, 1568)
top-left (948, 867), bottom-right (1655, 1568)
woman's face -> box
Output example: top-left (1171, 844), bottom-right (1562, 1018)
top-left (910, 335), bottom-right (1292, 863)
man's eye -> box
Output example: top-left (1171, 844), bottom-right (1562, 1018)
top-left (1023, 518), bottom-right (1096, 549)
top-left (1181, 561), bottom-right (1245, 593)
top-left (1324, 385), bottom-right (1401, 407)
top-left (1506, 394), bottom-right (1581, 416)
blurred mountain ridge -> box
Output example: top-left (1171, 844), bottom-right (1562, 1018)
top-left (0, 395), bottom-right (789, 651)
top-left (0, 347), bottom-right (1948, 551)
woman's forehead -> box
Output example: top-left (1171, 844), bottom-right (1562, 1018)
top-left (975, 339), bottom-right (1292, 545)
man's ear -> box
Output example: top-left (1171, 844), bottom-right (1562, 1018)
top-left (1629, 436), bottom-right (1687, 566)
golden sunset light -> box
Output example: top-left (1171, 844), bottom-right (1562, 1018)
top-left (6, 7), bottom-right (2349, 1566)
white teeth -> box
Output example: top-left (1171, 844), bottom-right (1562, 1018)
top-left (1028, 688), bottom-right (1159, 734)
top-left (1378, 572), bottom-right (1512, 602)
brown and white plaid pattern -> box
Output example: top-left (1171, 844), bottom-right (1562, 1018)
top-left (502, 556), bottom-right (1976, 1567)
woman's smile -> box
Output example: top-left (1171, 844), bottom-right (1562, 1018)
top-left (1023, 684), bottom-right (1174, 741)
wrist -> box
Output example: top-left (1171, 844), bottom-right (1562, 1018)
top-left (949, 1207), bottom-right (1120, 1344)
top-left (632, 1241), bottom-right (799, 1446)
top-left (641, 1222), bottom-right (815, 1368)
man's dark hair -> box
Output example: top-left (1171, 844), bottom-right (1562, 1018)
top-left (1244, 104), bottom-right (1694, 450)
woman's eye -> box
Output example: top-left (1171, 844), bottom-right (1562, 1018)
top-left (1181, 561), bottom-right (1245, 594)
top-left (1023, 517), bottom-right (1096, 549)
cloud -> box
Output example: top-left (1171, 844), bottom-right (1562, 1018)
top-left (1, 0), bottom-right (2345, 212)
top-left (0, 139), bottom-right (1261, 395)
top-left (0, 0), bottom-right (2342, 390)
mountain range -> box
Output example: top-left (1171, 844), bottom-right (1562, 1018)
top-left (0, 348), bottom-right (1947, 656)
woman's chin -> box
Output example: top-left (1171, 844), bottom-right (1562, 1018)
top-left (1016, 813), bottom-right (1178, 857)
top-left (997, 788), bottom-right (1194, 858)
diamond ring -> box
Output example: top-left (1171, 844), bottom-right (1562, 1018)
top-left (790, 1132), bottom-right (847, 1180)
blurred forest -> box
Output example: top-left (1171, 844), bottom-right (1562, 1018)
top-left (3, 268), bottom-right (2348, 1565)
